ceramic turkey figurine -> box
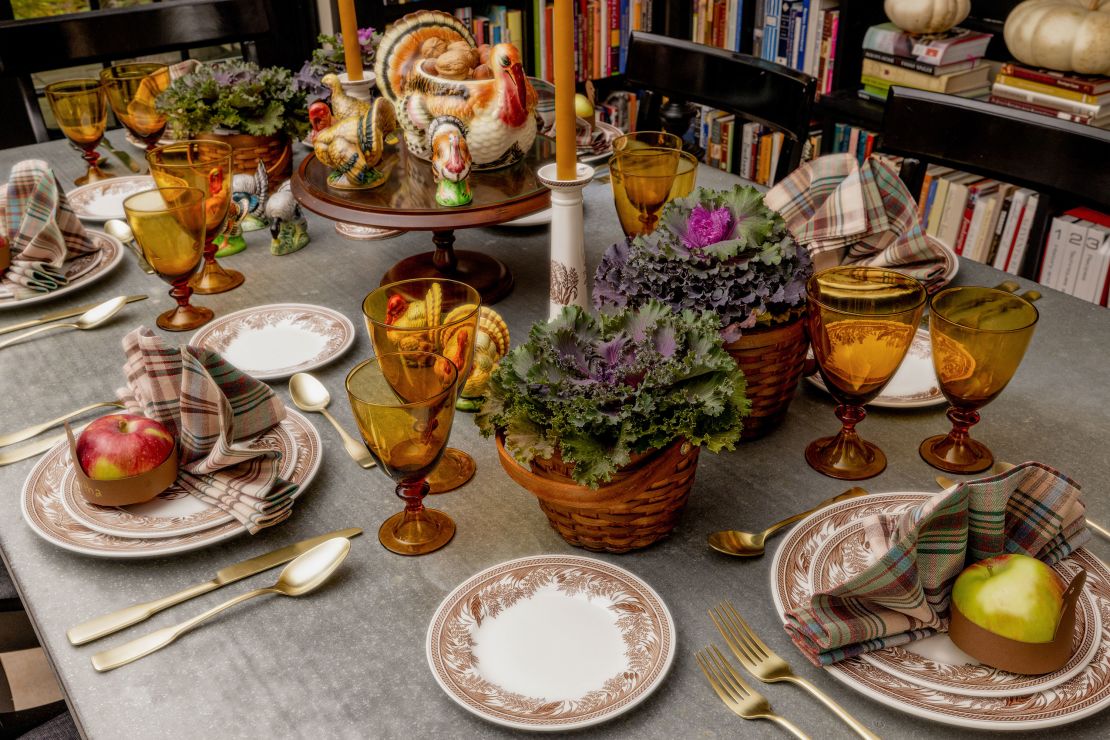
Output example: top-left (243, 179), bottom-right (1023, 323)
top-left (313, 96), bottom-right (399, 189)
top-left (374, 9), bottom-right (538, 207)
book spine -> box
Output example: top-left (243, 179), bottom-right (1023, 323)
top-left (1000, 63), bottom-right (1103, 95)
top-left (619, 0), bottom-right (629, 72)
top-left (954, 190), bottom-right (978, 255)
top-left (987, 95), bottom-right (1096, 125)
top-left (825, 10), bottom-right (839, 94)
top-left (740, 122), bottom-right (755, 178)
top-left (1073, 220), bottom-right (1103, 301)
top-left (985, 193), bottom-right (1013, 267)
top-left (917, 170), bottom-right (935, 220)
top-left (1041, 216), bottom-right (1065, 288)
top-left (721, 118), bottom-right (734, 171)
top-left (609, 0), bottom-right (620, 75)
top-left (796, 0), bottom-right (810, 72)
top-left (1008, 193), bottom-right (1040, 275)
top-left (995, 74), bottom-right (1103, 105)
top-left (994, 191), bottom-right (1027, 270)
top-left (777, 2), bottom-right (792, 65)
top-left (862, 49), bottom-right (965, 76)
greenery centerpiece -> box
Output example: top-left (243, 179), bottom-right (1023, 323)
top-left (478, 303), bottom-right (749, 552)
top-left (594, 185), bottom-right (814, 440)
top-left (295, 27), bottom-right (380, 101)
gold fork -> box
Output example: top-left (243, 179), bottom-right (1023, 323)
top-left (710, 602), bottom-right (879, 740)
top-left (695, 645), bottom-right (810, 739)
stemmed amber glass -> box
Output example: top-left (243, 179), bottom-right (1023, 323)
top-left (610, 147), bottom-right (697, 237)
top-left (920, 286), bottom-right (1039, 473)
top-left (122, 186), bottom-right (214, 331)
top-left (147, 140), bottom-right (245, 294)
top-left (44, 79), bottom-right (114, 186)
top-left (100, 63), bottom-right (170, 150)
top-left (805, 267), bottom-right (927, 480)
top-left (362, 278), bottom-right (480, 494)
top-left (346, 352), bottom-right (459, 556)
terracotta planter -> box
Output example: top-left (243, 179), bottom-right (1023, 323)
top-left (496, 435), bottom-right (700, 553)
top-left (724, 315), bottom-right (809, 441)
top-left (198, 130), bottom-right (293, 184)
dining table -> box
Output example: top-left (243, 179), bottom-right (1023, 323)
top-left (0, 130), bottom-right (1108, 740)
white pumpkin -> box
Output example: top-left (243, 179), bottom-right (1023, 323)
top-left (1004, 0), bottom-right (1110, 75)
top-left (884, 0), bottom-right (971, 34)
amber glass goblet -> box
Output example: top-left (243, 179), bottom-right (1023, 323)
top-left (612, 130), bottom-right (683, 153)
top-left (346, 352), bottom-right (459, 556)
top-left (100, 63), bottom-right (169, 150)
top-left (123, 187), bottom-right (213, 331)
top-left (806, 267), bottom-right (927, 480)
top-left (147, 140), bottom-right (244, 294)
top-left (362, 278), bottom-right (481, 494)
top-left (44, 79), bottom-right (113, 186)
top-left (919, 287), bottom-right (1039, 473)
top-left (610, 148), bottom-right (697, 237)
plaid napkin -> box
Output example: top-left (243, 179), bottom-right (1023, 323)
top-left (0, 160), bottom-right (97, 300)
top-left (117, 327), bottom-right (297, 533)
top-left (764, 153), bottom-right (949, 289)
top-left (785, 462), bottom-right (1090, 667)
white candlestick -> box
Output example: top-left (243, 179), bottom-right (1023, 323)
top-left (537, 162), bottom-right (594, 319)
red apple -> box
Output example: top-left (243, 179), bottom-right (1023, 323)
top-left (951, 553), bottom-right (1067, 643)
top-left (76, 413), bottom-right (175, 480)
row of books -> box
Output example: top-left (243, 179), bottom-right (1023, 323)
top-left (530, 1), bottom-right (654, 83)
top-left (989, 62), bottom-right (1110, 128)
top-left (693, 107), bottom-right (784, 186)
top-left (1042, 210), bottom-right (1110, 305)
top-left (452, 6), bottom-right (526, 51)
top-left (829, 122), bottom-right (877, 166)
top-left (917, 166), bottom-right (1042, 275)
top-left (859, 23), bottom-right (993, 103)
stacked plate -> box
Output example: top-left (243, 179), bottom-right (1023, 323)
top-left (20, 409), bottom-right (321, 558)
top-left (771, 492), bottom-right (1110, 730)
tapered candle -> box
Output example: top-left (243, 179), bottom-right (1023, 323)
top-left (337, 0), bottom-right (363, 82)
top-left (553, 0), bottom-right (576, 180)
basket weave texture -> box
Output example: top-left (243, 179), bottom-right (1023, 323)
top-left (496, 435), bottom-right (700, 553)
top-left (197, 131), bottom-right (292, 184)
top-left (724, 316), bottom-right (809, 441)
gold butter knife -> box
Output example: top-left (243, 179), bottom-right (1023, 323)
top-left (0, 295), bottom-right (147, 336)
top-left (0, 428), bottom-right (80, 466)
top-left (0, 401), bottom-right (125, 448)
top-left (67, 527), bottom-right (363, 645)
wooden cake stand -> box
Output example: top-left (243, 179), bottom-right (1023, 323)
top-left (291, 136), bottom-right (554, 304)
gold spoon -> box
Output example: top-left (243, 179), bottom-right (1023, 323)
top-left (91, 537), bottom-right (351, 672)
top-left (104, 219), bottom-right (155, 274)
top-left (0, 296), bottom-right (128, 350)
top-left (708, 487), bottom-right (869, 557)
top-left (289, 372), bottom-right (376, 470)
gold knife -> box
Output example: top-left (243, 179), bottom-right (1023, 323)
top-left (0, 295), bottom-right (148, 336)
top-left (0, 428), bottom-right (80, 466)
top-left (66, 527), bottom-right (362, 645)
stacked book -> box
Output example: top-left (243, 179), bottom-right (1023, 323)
top-left (917, 166), bottom-right (1042, 275)
top-left (860, 23), bottom-right (992, 102)
top-left (990, 63), bottom-right (1110, 128)
top-left (1041, 209), bottom-right (1110, 305)
top-left (453, 6), bottom-right (526, 56)
top-left (830, 123), bottom-right (878, 165)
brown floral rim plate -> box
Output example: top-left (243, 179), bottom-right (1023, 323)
top-left (67, 176), bottom-right (155, 221)
top-left (771, 492), bottom-right (1110, 730)
top-left (0, 231), bottom-right (123, 309)
top-left (20, 409), bottom-right (321, 558)
top-left (426, 554), bottom-right (676, 732)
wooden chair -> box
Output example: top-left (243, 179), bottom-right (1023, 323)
top-left (622, 32), bottom-right (817, 184)
top-left (881, 86), bottom-right (1110, 278)
top-left (0, 0), bottom-right (313, 148)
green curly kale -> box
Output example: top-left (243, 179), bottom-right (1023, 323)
top-left (477, 303), bottom-right (750, 488)
top-left (157, 60), bottom-right (308, 139)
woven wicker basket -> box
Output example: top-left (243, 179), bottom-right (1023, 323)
top-left (198, 131), bottom-right (293, 184)
top-left (724, 315), bottom-right (809, 441)
top-left (496, 435), bottom-right (700, 553)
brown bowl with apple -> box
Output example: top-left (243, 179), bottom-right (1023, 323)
top-left (948, 553), bottom-right (1086, 676)
top-left (65, 413), bottom-right (179, 507)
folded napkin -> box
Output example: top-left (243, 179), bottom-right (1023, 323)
top-left (785, 462), bottom-right (1090, 667)
top-left (0, 159), bottom-right (97, 300)
top-left (117, 327), bottom-right (297, 533)
top-left (764, 153), bottom-right (949, 289)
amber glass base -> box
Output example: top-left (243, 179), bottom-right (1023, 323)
top-left (379, 507), bottom-right (455, 555)
top-left (191, 259), bottom-right (245, 294)
top-left (426, 448), bottom-right (477, 494)
top-left (919, 433), bottom-right (993, 474)
top-left (156, 303), bottom-right (213, 332)
top-left (75, 164), bottom-right (114, 186)
top-left (805, 403), bottom-right (888, 480)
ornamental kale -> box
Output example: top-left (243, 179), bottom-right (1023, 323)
top-left (477, 303), bottom-right (749, 488)
top-left (157, 60), bottom-right (308, 139)
top-left (594, 186), bottom-right (812, 341)
top-left (295, 27), bottom-right (379, 100)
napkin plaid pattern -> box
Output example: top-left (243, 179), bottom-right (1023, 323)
top-left (784, 462), bottom-right (1090, 666)
top-left (118, 327), bottom-right (297, 533)
top-left (764, 153), bottom-right (949, 289)
top-left (0, 160), bottom-right (96, 299)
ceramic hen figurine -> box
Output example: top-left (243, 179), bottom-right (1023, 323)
top-left (231, 161), bottom-right (269, 232)
top-left (320, 73), bottom-right (372, 121)
top-left (265, 182), bottom-right (309, 255)
top-left (313, 97), bottom-right (399, 190)
top-left (456, 307), bottom-right (510, 412)
top-left (374, 10), bottom-right (537, 206)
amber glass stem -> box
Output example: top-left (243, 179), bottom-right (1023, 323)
top-left (395, 480), bottom-right (430, 514)
top-left (80, 148), bottom-right (102, 169)
top-left (169, 277), bottom-right (194, 311)
top-left (943, 406), bottom-right (981, 449)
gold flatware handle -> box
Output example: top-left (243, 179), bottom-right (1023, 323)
top-left (91, 588), bottom-right (272, 672)
top-left (320, 408), bottom-right (376, 469)
top-left (764, 487), bottom-right (868, 538)
top-left (0, 428), bottom-right (81, 466)
top-left (0, 401), bottom-right (124, 448)
top-left (0, 295), bottom-right (147, 336)
top-left (68, 580), bottom-right (220, 646)
top-left (787, 676), bottom-right (878, 740)
top-left (0, 321), bottom-right (77, 350)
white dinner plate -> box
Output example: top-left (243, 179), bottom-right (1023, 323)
top-left (427, 554), bottom-right (675, 732)
top-left (21, 409), bottom-right (321, 558)
top-left (0, 231), bottom-right (124, 310)
top-left (807, 327), bottom-right (945, 408)
top-left (67, 176), bottom-right (155, 222)
top-left (771, 491), bottom-right (1110, 730)
top-left (189, 303), bottom-right (356, 381)
top-left (500, 208), bottom-right (552, 227)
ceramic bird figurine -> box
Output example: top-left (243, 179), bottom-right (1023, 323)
top-left (230, 161), bottom-right (269, 232)
top-left (429, 117), bottom-right (472, 206)
top-left (456, 307), bottom-right (510, 411)
top-left (265, 181), bottom-right (309, 255)
top-left (314, 97), bottom-right (399, 190)
top-left (374, 10), bottom-right (537, 206)
top-left (307, 100), bottom-right (332, 144)
top-left (320, 73), bottom-right (371, 122)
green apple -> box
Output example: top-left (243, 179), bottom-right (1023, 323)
top-left (574, 93), bottom-right (594, 119)
top-left (951, 553), bottom-right (1066, 643)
